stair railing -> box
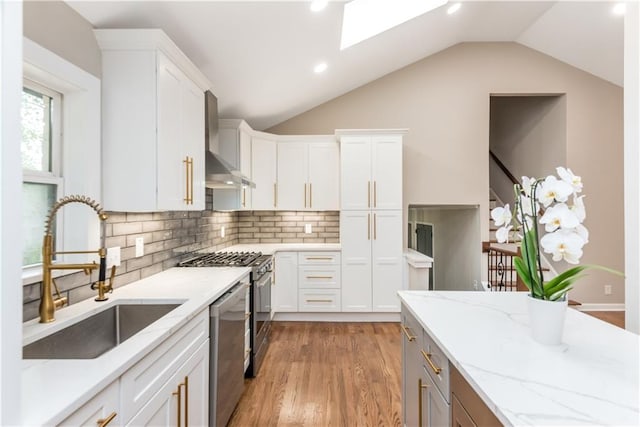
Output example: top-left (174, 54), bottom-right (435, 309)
top-left (481, 242), bottom-right (526, 292)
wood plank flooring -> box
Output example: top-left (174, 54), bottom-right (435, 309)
top-left (583, 311), bottom-right (625, 329)
top-left (228, 322), bottom-right (402, 427)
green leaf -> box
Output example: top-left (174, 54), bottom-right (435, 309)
top-left (543, 266), bottom-right (589, 292)
top-left (514, 256), bottom-right (533, 292)
top-left (521, 230), bottom-right (542, 296)
top-left (544, 274), bottom-right (586, 299)
top-left (549, 286), bottom-right (573, 301)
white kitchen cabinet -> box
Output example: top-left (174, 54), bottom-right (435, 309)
top-left (340, 134), bottom-right (403, 211)
top-left (273, 252), bottom-right (298, 312)
top-left (297, 251), bottom-right (341, 312)
top-left (251, 135), bottom-right (277, 210)
top-left (341, 211), bottom-right (402, 312)
top-left (213, 120), bottom-right (253, 210)
top-left (96, 29), bottom-right (210, 212)
top-left (340, 131), bottom-right (403, 313)
top-left (276, 139), bottom-right (339, 210)
top-left (58, 380), bottom-right (120, 427)
top-left (126, 339), bottom-right (209, 427)
top-left (120, 309), bottom-right (209, 423)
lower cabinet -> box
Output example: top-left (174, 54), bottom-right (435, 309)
top-left (401, 307), bottom-right (422, 427)
top-left (420, 366), bottom-right (449, 427)
top-left (273, 251), bottom-right (298, 312)
top-left (58, 309), bottom-right (209, 427)
top-left (58, 380), bottom-right (119, 426)
top-left (450, 365), bottom-right (502, 427)
top-left (126, 339), bottom-right (209, 426)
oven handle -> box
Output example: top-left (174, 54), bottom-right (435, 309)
top-left (255, 273), bottom-right (271, 288)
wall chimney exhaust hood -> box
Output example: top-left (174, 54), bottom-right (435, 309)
top-left (204, 91), bottom-right (255, 189)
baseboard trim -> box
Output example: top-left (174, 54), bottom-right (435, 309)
top-left (575, 303), bottom-right (625, 311)
top-left (272, 312), bottom-right (400, 322)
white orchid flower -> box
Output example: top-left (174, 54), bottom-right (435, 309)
top-left (539, 203), bottom-right (580, 232)
top-left (575, 223), bottom-right (589, 244)
top-left (571, 195), bottom-right (586, 222)
top-left (495, 225), bottom-right (512, 243)
top-left (540, 229), bottom-right (586, 264)
top-left (491, 204), bottom-right (512, 227)
top-left (521, 176), bottom-right (537, 197)
top-left (538, 175), bottom-right (574, 207)
top-left (557, 166), bottom-right (583, 193)
top-left (519, 194), bottom-right (540, 217)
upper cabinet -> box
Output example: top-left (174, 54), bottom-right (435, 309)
top-left (340, 135), bottom-right (403, 210)
top-left (96, 29), bottom-right (211, 212)
top-left (251, 135), bottom-right (277, 210)
top-left (276, 138), bottom-right (340, 211)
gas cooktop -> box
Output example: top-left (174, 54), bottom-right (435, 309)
top-left (178, 251), bottom-right (264, 267)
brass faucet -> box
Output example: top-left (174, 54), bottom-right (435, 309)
top-left (40, 195), bottom-right (116, 323)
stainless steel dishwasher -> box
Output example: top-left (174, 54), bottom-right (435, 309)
top-left (210, 282), bottom-right (247, 427)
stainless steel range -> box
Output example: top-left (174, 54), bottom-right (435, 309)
top-left (179, 251), bottom-right (272, 377)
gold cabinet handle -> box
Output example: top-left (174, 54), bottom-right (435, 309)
top-left (374, 213), bottom-right (377, 240)
top-left (304, 183), bottom-right (307, 208)
top-left (242, 188), bottom-right (246, 208)
top-left (184, 376), bottom-right (189, 427)
top-left (306, 299), bottom-right (333, 303)
top-left (306, 275), bottom-right (333, 279)
top-left (96, 412), bottom-right (117, 427)
top-left (189, 157), bottom-right (194, 205)
top-left (401, 324), bottom-right (416, 342)
top-left (367, 213), bottom-right (371, 240)
top-left (305, 256), bottom-right (333, 260)
top-left (374, 180), bottom-right (377, 207)
top-left (183, 157), bottom-right (190, 204)
top-left (309, 182), bottom-right (312, 208)
top-left (273, 183), bottom-right (277, 208)
top-left (172, 381), bottom-right (182, 427)
top-left (418, 378), bottom-right (429, 426)
top-left (421, 349), bottom-right (442, 375)
top-left (367, 181), bottom-right (371, 208)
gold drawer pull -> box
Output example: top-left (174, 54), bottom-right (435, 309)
top-left (421, 349), bottom-right (442, 375)
top-left (306, 275), bottom-right (333, 279)
top-left (274, 182), bottom-right (277, 208)
top-left (97, 412), bottom-right (117, 427)
top-left (306, 256), bottom-right (333, 260)
top-left (418, 378), bottom-right (429, 426)
top-left (306, 299), bottom-right (333, 303)
top-left (401, 324), bottom-right (416, 342)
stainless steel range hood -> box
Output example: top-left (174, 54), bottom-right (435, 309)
top-left (205, 91), bottom-right (255, 189)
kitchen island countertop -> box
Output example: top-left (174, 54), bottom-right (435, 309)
top-left (399, 291), bottom-right (640, 426)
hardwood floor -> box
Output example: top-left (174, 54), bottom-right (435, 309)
top-left (582, 311), bottom-right (625, 329)
top-left (228, 322), bottom-right (402, 427)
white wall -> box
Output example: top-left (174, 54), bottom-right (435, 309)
top-left (0, 1), bottom-right (23, 423)
top-left (409, 206), bottom-right (480, 291)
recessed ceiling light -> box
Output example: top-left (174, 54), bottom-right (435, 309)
top-left (314, 62), bottom-right (328, 74)
top-left (340, 0), bottom-right (448, 50)
top-left (447, 3), bottom-right (461, 15)
top-left (612, 3), bottom-right (626, 15)
top-left (225, 181), bottom-right (234, 185)
top-left (310, 0), bottom-right (328, 12)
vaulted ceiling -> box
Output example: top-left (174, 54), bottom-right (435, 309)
top-left (66, 1), bottom-right (624, 130)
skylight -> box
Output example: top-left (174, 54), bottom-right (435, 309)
top-left (340, 0), bottom-right (448, 50)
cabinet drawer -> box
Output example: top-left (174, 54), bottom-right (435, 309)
top-left (298, 266), bottom-right (341, 289)
top-left (298, 289), bottom-right (341, 312)
top-left (58, 379), bottom-right (119, 427)
top-left (422, 330), bottom-right (450, 403)
top-left (120, 309), bottom-right (209, 423)
top-left (298, 251), bottom-right (341, 265)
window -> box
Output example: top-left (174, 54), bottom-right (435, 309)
top-left (21, 79), bottom-right (63, 267)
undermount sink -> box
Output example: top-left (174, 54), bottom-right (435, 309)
top-left (23, 303), bottom-right (181, 359)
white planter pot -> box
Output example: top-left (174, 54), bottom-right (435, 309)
top-left (527, 294), bottom-right (568, 345)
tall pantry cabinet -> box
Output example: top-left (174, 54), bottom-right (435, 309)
top-left (340, 133), bottom-right (404, 312)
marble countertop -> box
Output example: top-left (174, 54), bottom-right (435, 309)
top-left (398, 291), bottom-right (640, 426)
top-left (217, 242), bottom-right (341, 254)
top-left (21, 266), bottom-right (250, 426)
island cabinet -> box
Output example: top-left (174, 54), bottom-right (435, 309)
top-left (340, 131), bottom-right (404, 313)
top-left (276, 138), bottom-right (340, 211)
top-left (58, 380), bottom-right (119, 426)
top-left (450, 365), bottom-right (502, 427)
top-left (96, 29), bottom-right (210, 212)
